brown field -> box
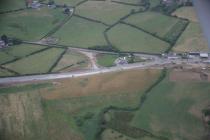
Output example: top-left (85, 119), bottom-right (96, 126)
top-left (41, 69), bottom-right (161, 100)
top-left (169, 69), bottom-right (210, 82)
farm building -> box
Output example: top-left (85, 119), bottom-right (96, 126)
top-left (0, 40), bottom-right (6, 48)
top-left (200, 53), bottom-right (209, 59)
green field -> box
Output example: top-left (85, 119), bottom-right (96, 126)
top-left (0, 44), bottom-right (47, 65)
top-left (173, 22), bottom-right (209, 52)
top-left (75, 0), bottom-right (141, 25)
top-left (0, 0), bottom-right (26, 13)
top-left (52, 16), bottom-right (107, 48)
top-left (54, 0), bottom-right (85, 6)
top-left (131, 71), bottom-right (210, 140)
top-left (0, 7), bottom-right (66, 41)
top-left (0, 68), bottom-right (14, 77)
top-left (3, 44), bottom-right (47, 58)
top-left (124, 12), bottom-right (185, 41)
top-left (52, 50), bottom-right (89, 72)
top-left (0, 51), bottom-right (15, 65)
top-left (96, 54), bottom-right (118, 67)
top-left (112, 0), bottom-right (142, 5)
top-left (4, 48), bottom-right (65, 74)
top-left (107, 23), bottom-right (170, 53)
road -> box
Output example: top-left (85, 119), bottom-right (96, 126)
top-left (0, 57), bottom-right (204, 84)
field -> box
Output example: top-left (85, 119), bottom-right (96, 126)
top-left (96, 54), bottom-right (118, 67)
top-left (52, 16), bottom-right (108, 48)
top-left (130, 71), bottom-right (210, 140)
top-left (173, 22), bottom-right (209, 52)
top-left (75, 0), bottom-right (141, 25)
top-left (0, 68), bottom-right (14, 77)
top-left (54, 0), bottom-right (85, 6)
top-left (107, 23), bottom-right (170, 53)
top-left (0, 51), bottom-right (15, 65)
top-left (52, 50), bottom-right (89, 72)
top-left (0, 69), bottom-right (161, 140)
top-left (3, 48), bottom-right (65, 74)
top-left (124, 11), bottom-right (188, 44)
top-left (0, 7), bottom-right (66, 41)
top-left (111, 0), bottom-right (142, 5)
top-left (0, 0), bottom-right (26, 13)
top-left (172, 7), bottom-right (198, 22)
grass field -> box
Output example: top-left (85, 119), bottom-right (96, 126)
top-left (54, 0), bottom-right (85, 6)
top-left (96, 54), bottom-right (118, 67)
top-left (75, 0), bottom-right (141, 25)
top-left (173, 22), bottom-right (209, 52)
top-left (0, 0), bottom-right (26, 13)
top-left (124, 11), bottom-right (185, 41)
top-left (111, 0), bottom-right (142, 5)
top-left (0, 68), bottom-right (14, 77)
top-left (52, 50), bottom-right (89, 72)
top-left (0, 7), bottom-right (66, 41)
top-left (3, 44), bottom-right (47, 58)
top-left (0, 51), bottom-right (16, 65)
top-left (4, 48), bottom-right (65, 74)
top-left (131, 71), bottom-right (210, 140)
top-left (107, 23), bottom-right (170, 53)
top-left (172, 7), bottom-right (198, 22)
top-left (52, 16), bottom-right (107, 48)
top-left (0, 69), bottom-right (161, 140)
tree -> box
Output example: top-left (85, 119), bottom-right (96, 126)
top-left (1, 35), bottom-right (8, 44)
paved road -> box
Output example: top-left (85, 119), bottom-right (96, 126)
top-left (0, 57), bottom-right (203, 84)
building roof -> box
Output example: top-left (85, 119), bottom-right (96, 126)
top-left (200, 53), bottom-right (209, 58)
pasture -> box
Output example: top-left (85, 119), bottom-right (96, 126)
top-left (107, 23), bottom-right (170, 53)
top-left (0, 51), bottom-right (15, 65)
top-left (173, 22), bottom-right (209, 52)
top-left (52, 50), bottom-right (89, 72)
top-left (96, 54), bottom-right (118, 67)
top-left (0, 68), bottom-right (14, 77)
top-left (54, 0), bottom-right (85, 6)
top-left (75, 0), bottom-right (141, 25)
top-left (172, 7), bottom-right (198, 22)
top-left (0, 7), bottom-right (66, 41)
top-left (52, 16), bottom-right (108, 48)
top-left (0, 0), bottom-right (26, 13)
top-left (124, 11), bottom-right (187, 43)
top-left (4, 48), bottom-right (65, 74)
top-left (3, 44), bottom-right (47, 57)
top-left (131, 71), bottom-right (210, 140)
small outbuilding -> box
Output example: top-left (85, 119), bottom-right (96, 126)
top-left (200, 53), bottom-right (209, 59)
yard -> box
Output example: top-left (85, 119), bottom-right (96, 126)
top-left (75, 0), bottom-right (141, 25)
top-left (96, 54), bottom-right (118, 67)
top-left (3, 48), bottom-right (65, 74)
top-left (107, 23), bottom-right (170, 53)
top-left (131, 71), bottom-right (210, 140)
top-left (0, 51), bottom-right (15, 65)
top-left (52, 16), bottom-right (108, 48)
top-left (0, 7), bottom-right (66, 41)
top-left (53, 0), bottom-right (85, 6)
